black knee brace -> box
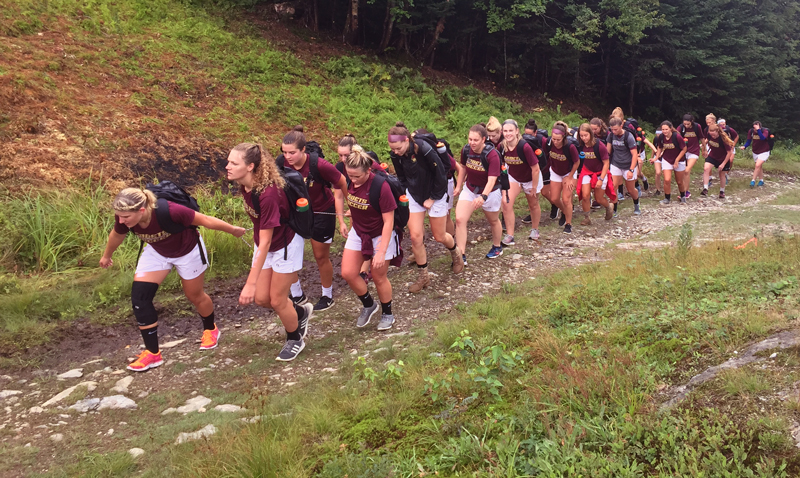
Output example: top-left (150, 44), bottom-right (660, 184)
top-left (131, 281), bottom-right (159, 327)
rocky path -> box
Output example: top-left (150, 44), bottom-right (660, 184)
top-left (1, 172), bottom-right (798, 476)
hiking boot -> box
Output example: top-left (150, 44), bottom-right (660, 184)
top-left (313, 295), bottom-right (335, 312)
top-left (501, 234), bottom-right (515, 247)
top-left (408, 267), bottom-right (431, 293)
top-left (528, 229), bottom-right (540, 241)
top-left (199, 326), bottom-right (220, 350)
top-left (580, 213), bottom-right (591, 226)
top-left (450, 245), bottom-right (464, 274)
top-left (276, 339), bottom-right (305, 362)
top-left (563, 224), bottom-right (572, 234)
top-left (356, 303), bottom-right (379, 328)
top-left (297, 303), bottom-right (313, 339)
top-left (549, 205), bottom-right (559, 220)
top-left (521, 214), bottom-right (532, 224)
top-left (486, 245), bottom-right (503, 259)
top-left (660, 198), bottom-right (671, 205)
top-left (605, 204), bottom-right (614, 220)
top-left (719, 191), bottom-right (726, 199)
top-left (377, 314), bottom-right (395, 331)
top-left (127, 350), bottom-right (163, 372)
top-left (701, 188), bottom-right (708, 197)
top-left (290, 293), bottom-right (308, 306)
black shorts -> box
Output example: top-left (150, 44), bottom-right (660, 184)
top-left (705, 158), bottom-right (731, 172)
top-left (311, 203), bottom-right (336, 243)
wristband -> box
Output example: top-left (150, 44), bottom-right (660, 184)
top-left (480, 194), bottom-right (488, 201)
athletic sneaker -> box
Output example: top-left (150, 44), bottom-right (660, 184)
top-left (199, 326), bottom-right (220, 350)
top-left (356, 302), bottom-right (379, 328)
top-left (297, 303), bottom-right (313, 339)
top-left (521, 214), bottom-right (532, 224)
top-left (750, 180), bottom-right (756, 188)
top-left (558, 214), bottom-right (567, 227)
top-left (634, 204), bottom-right (642, 215)
top-left (127, 350), bottom-right (163, 372)
top-left (660, 198), bottom-right (670, 205)
top-left (313, 296), bottom-right (335, 312)
top-left (549, 205), bottom-right (559, 220)
top-left (359, 271), bottom-right (372, 284)
top-left (529, 229), bottom-right (540, 241)
top-left (563, 224), bottom-right (572, 234)
top-left (680, 197), bottom-right (687, 204)
top-left (708, 177), bottom-right (714, 187)
top-left (642, 177), bottom-right (649, 191)
top-left (653, 190), bottom-right (662, 197)
top-left (276, 339), bottom-right (305, 362)
top-left (701, 188), bottom-right (708, 197)
top-left (719, 191), bottom-right (726, 199)
top-left (377, 314), bottom-right (395, 331)
top-left (462, 254), bottom-right (468, 267)
top-left (685, 191), bottom-right (692, 199)
top-left (501, 234), bottom-right (515, 247)
top-left (758, 180), bottom-right (764, 187)
top-left (486, 245), bottom-right (503, 259)
top-left (591, 200), bottom-right (601, 210)
top-left (290, 293), bottom-right (308, 306)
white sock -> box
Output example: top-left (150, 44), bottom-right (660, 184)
top-left (322, 286), bottom-right (333, 298)
top-left (290, 280), bottom-right (303, 297)
top-left (720, 188), bottom-right (725, 193)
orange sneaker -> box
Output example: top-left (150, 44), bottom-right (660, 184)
top-left (200, 326), bottom-right (220, 350)
top-left (127, 350), bottom-right (163, 372)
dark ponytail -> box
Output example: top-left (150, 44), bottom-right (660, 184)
top-left (282, 125), bottom-right (306, 150)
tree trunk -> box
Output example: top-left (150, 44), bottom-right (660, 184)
top-left (379, 0), bottom-right (395, 52)
top-left (420, 15), bottom-right (446, 65)
top-left (628, 66), bottom-right (635, 115)
top-left (312, 0), bottom-right (319, 32)
top-left (602, 48), bottom-right (610, 98)
top-left (345, 0), bottom-right (359, 44)
top-left (503, 31), bottom-right (508, 84)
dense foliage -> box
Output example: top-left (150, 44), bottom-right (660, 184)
top-left (266, 0), bottom-right (800, 139)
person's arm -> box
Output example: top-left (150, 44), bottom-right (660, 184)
top-left (530, 164), bottom-right (541, 191)
top-left (627, 146), bottom-right (638, 180)
top-left (372, 211), bottom-right (394, 270)
top-left (191, 213), bottom-right (246, 237)
top-left (643, 137), bottom-right (657, 157)
top-left (454, 150), bottom-right (468, 197)
top-left (676, 145), bottom-right (687, 164)
top-left (756, 128), bottom-right (767, 140)
top-left (719, 146), bottom-right (733, 168)
top-left (240, 228), bottom-right (272, 305)
top-left (599, 144), bottom-right (610, 178)
top-left (565, 146), bottom-right (580, 192)
top-left (332, 175), bottom-right (349, 237)
top-left (99, 230), bottom-right (127, 268)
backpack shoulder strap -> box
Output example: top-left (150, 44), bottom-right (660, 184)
top-left (251, 190), bottom-right (261, 217)
top-left (276, 155), bottom-right (286, 169)
top-left (368, 173), bottom-right (386, 214)
top-left (516, 141), bottom-right (529, 166)
top-left (593, 141), bottom-right (601, 159)
top-left (154, 198), bottom-right (183, 234)
top-left (307, 153), bottom-right (329, 187)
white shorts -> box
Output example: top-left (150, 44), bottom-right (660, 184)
top-left (639, 151), bottom-right (646, 161)
top-left (344, 228), bottom-right (399, 260)
top-left (581, 174), bottom-right (608, 189)
top-left (510, 173), bottom-right (543, 195)
top-left (549, 168), bottom-right (578, 183)
top-left (754, 152), bottom-right (770, 162)
top-left (252, 233), bottom-right (304, 274)
top-left (406, 189), bottom-right (449, 218)
top-left (610, 164), bottom-right (639, 181)
top-left (447, 178), bottom-right (455, 209)
top-left (685, 153), bottom-right (699, 161)
top-left (458, 187), bottom-right (502, 212)
top-left (661, 161), bottom-right (686, 172)
top-left (136, 236), bottom-right (208, 281)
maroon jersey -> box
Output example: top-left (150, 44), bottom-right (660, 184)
top-left (502, 141), bottom-right (538, 183)
top-left (292, 154), bottom-right (342, 213)
top-left (748, 128), bottom-right (771, 155)
top-left (114, 201), bottom-right (198, 258)
top-left (655, 132), bottom-right (685, 165)
top-left (347, 172), bottom-right (397, 238)
top-left (706, 134), bottom-right (732, 162)
top-left (460, 146), bottom-right (502, 191)
top-left (242, 185), bottom-right (295, 253)
top-left (680, 123), bottom-right (704, 156)
top-left (581, 142), bottom-right (608, 173)
top-left (548, 142), bottom-right (579, 177)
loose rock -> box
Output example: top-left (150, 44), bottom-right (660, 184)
top-left (57, 369), bottom-right (84, 380)
top-left (110, 376), bottom-right (133, 394)
top-left (0, 390), bottom-right (22, 399)
top-left (129, 448), bottom-right (145, 459)
top-left (175, 424), bottom-right (217, 444)
top-left (163, 395), bottom-right (212, 415)
top-left (50, 433), bottom-right (64, 442)
top-left (214, 404), bottom-right (243, 413)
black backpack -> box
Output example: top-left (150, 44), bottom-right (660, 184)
top-left (369, 170), bottom-right (409, 232)
top-left (251, 169), bottom-right (314, 256)
top-left (276, 152), bottom-right (330, 190)
top-left (462, 143), bottom-right (509, 193)
top-left (138, 181), bottom-right (206, 264)
top-left (336, 153), bottom-right (381, 187)
top-left (520, 133), bottom-right (548, 169)
top-left (678, 122), bottom-right (701, 139)
top-left (750, 128), bottom-right (775, 151)
top-left (623, 118), bottom-right (646, 153)
top-left (413, 132), bottom-right (456, 179)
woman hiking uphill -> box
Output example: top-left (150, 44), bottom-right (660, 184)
top-left (498, 119), bottom-right (542, 244)
top-left (388, 122), bottom-right (464, 294)
top-left (279, 126), bottom-right (348, 312)
top-left (702, 124), bottom-right (734, 199)
top-left (545, 124), bottom-right (580, 234)
top-left (524, 119), bottom-right (558, 223)
top-left (653, 121), bottom-right (688, 204)
top-left (577, 123), bottom-right (615, 225)
top-left (227, 143), bottom-right (313, 362)
top-left (455, 123), bottom-right (504, 263)
top-left (100, 188), bottom-right (246, 371)
top-left (678, 114), bottom-right (705, 198)
top-left (740, 121), bottom-right (771, 187)
top-left (486, 116), bottom-right (503, 148)
top-left (340, 146), bottom-right (400, 331)
top-left (607, 117), bottom-right (642, 216)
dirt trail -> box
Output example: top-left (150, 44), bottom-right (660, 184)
top-left (1, 173), bottom-right (798, 476)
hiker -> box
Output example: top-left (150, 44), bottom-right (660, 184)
top-left (497, 119), bottom-right (542, 244)
top-left (740, 121), bottom-right (772, 187)
top-left (545, 124), bottom-right (580, 233)
top-left (100, 187), bottom-right (246, 371)
top-left (653, 121), bottom-right (688, 204)
top-left (678, 114), bottom-right (705, 198)
top-left (227, 143), bottom-right (313, 362)
top-left (701, 124), bottom-right (734, 199)
top-left (607, 117), bottom-right (642, 216)
top-left (576, 123), bottom-right (615, 224)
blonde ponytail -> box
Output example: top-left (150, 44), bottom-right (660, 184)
top-left (113, 188), bottom-right (156, 212)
